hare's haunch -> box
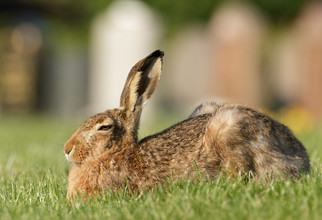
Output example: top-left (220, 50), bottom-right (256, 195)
top-left (64, 50), bottom-right (310, 200)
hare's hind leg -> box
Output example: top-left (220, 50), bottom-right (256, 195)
top-left (249, 121), bottom-right (310, 179)
top-left (204, 104), bottom-right (309, 179)
top-left (203, 106), bottom-right (256, 177)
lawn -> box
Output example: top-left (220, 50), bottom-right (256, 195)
top-left (0, 114), bottom-right (321, 220)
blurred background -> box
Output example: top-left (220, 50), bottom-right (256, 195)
top-left (0, 0), bottom-right (322, 133)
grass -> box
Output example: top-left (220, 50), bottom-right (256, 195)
top-left (0, 114), bottom-right (321, 220)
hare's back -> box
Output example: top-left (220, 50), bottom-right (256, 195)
top-left (138, 113), bottom-right (226, 181)
top-left (139, 103), bottom-right (309, 178)
top-left (139, 113), bottom-right (212, 152)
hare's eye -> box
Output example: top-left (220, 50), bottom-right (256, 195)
top-left (98, 124), bottom-right (113, 131)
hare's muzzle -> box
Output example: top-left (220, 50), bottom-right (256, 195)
top-left (64, 136), bottom-right (86, 165)
top-left (64, 139), bottom-right (77, 163)
top-left (64, 144), bottom-right (73, 162)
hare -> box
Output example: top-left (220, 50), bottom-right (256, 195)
top-left (64, 50), bottom-right (310, 200)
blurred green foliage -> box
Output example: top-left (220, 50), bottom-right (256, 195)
top-left (2, 0), bottom-right (310, 32)
top-left (142, 0), bottom-right (221, 33)
top-left (246, 0), bottom-right (308, 23)
top-left (0, 0), bottom-right (310, 49)
top-left (143, 0), bottom-right (309, 32)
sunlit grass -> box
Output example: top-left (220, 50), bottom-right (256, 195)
top-left (0, 114), bottom-right (321, 219)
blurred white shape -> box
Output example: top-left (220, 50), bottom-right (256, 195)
top-left (164, 25), bottom-right (211, 111)
top-left (89, 0), bottom-right (162, 113)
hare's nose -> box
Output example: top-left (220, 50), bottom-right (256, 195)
top-left (65, 147), bottom-right (72, 155)
top-left (64, 141), bottom-right (74, 155)
top-left (64, 143), bottom-right (75, 162)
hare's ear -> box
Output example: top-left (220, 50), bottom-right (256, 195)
top-left (120, 50), bottom-right (164, 113)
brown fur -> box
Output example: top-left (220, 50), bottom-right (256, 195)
top-left (64, 51), bottom-right (310, 200)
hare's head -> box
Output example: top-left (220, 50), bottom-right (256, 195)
top-left (64, 50), bottom-right (164, 165)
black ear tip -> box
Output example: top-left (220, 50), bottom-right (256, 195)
top-left (150, 50), bottom-right (164, 58)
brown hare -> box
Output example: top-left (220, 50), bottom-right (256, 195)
top-left (64, 50), bottom-right (310, 200)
